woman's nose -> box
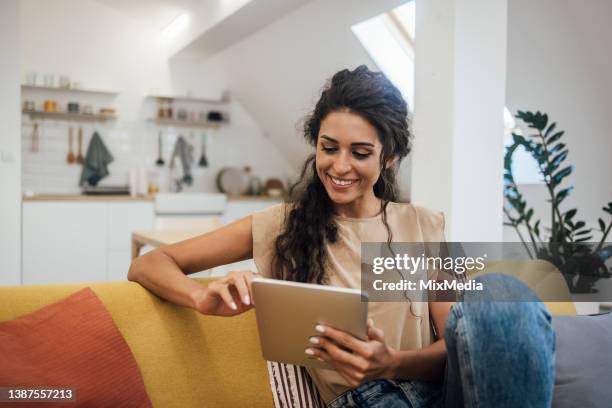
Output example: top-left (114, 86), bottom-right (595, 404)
top-left (333, 152), bottom-right (352, 174)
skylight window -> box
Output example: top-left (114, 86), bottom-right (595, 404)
top-left (351, 1), bottom-right (415, 110)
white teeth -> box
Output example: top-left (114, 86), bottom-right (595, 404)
top-left (330, 176), bottom-right (355, 186)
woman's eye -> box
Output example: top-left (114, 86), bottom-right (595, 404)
top-left (353, 151), bottom-right (371, 159)
top-left (322, 146), bottom-right (337, 153)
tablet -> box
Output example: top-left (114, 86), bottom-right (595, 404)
top-left (252, 277), bottom-right (368, 370)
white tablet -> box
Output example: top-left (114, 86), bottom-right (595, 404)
top-left (252, 277), bottom-right (368, 370)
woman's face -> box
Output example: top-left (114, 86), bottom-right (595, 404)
top-left (315, 110), bottom-right (383, 208)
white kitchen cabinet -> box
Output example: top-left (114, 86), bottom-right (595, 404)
top-left (22, 200), bottom-right (154, 284)
top-left (107, 202), bottom-right (154, 281)
top-left (222, 199), bottom-right (282, 224)
top-left (107, 249), bottom-right (132, 281)
top-left (22, 202), bottom-right (108, 284)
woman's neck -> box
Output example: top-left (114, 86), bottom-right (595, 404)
top-left (333, 194), bottom-right (383, 219)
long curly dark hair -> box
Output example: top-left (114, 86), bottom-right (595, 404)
top-left (272, 65), bottom-right (412, 283)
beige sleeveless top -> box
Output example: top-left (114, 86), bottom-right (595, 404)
top-left (251, 201), bottom-right (446, 404)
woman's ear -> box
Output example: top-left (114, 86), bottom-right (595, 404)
top-left (385, 156), bottom-right (398, 169)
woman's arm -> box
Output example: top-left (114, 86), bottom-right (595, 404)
top-left (389, 301), bottom-right (454, 380)
top-left (127, 215), bottom-right (255, 315)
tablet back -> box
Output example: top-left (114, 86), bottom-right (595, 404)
top-left (252, 278), bottom-right (368, 369)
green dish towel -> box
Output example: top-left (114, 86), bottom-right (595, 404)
top-left (80, 131), bottom-right (114, 187)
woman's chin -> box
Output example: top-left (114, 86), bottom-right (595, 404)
top-left (326, 189), bottom-right (355, 204)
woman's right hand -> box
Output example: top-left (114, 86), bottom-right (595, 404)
top-left (192, 271), bottom-right (258, 316)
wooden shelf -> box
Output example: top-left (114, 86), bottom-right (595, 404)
top-left (21, 84), bottom-right (118, 96)
top-left (147, 94), bottom-right (228, 104)
top-left (147, 118), bottom-right (221, 129)
top-left (22, 110), bottom-right (117, 122)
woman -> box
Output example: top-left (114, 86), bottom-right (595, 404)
top-left (128, 66), bottom-right (555, 407)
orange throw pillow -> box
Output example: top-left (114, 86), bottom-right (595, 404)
top-left (0, 288), bottom-right (152, 407)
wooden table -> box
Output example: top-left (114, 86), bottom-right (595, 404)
top-left (131, 230), bottom-right (207, 259)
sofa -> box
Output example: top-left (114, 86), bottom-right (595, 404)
top-left (0, 278), bottom-right (274, 407)
top-left (0, 262), bottom-right (578, 407)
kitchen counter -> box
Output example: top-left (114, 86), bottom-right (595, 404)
top-left (23, 194), bottom-right (154, 202)
top-left (23, 194), bottom-right (284, 202)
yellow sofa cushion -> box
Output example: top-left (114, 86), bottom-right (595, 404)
top-left (469, 260), bottom-right (576, 316)
top-left (0, 278), bottom-right (273, 408)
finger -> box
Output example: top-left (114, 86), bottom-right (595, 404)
top-left (368, 326), bottom-right (385, 342)
top-left (311, 335), bottom-right (367, 370)
top-left (367, 318), bottom-right (374, 329)
top-left (211, 281), bottom-right (238, 311)
top-left (228, 272), bottom-right (250, 306)
top-left (242, 271), bottom-right (257, 305)
top-left (308, 348), bottom-right (364, 387)
top-left (316, 324), bottom-right (370, 356)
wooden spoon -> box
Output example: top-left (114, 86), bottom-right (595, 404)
top-left (76, 127), bottom-right (84, 164)
top-left (66, 127), bottom-right (75, 164)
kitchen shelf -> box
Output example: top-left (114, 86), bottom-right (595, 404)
top-left (147, 94), bottom-right (228, 104)
top-left (21, 84), bottom-right (119, 96)
top-left (22, 110), bottom-right (117, 122)
top-left (147, 118), bottom-right (221, 129)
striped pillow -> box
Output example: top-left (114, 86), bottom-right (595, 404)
top-left (267, 361), bottom-right (326, 407)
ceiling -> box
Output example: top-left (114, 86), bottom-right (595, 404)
top-left (94, 0), bottom-right (206, 31)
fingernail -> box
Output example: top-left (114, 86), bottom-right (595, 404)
top-left (309, 336), bottom-right (319, 344)
top-left (315, 325), bottom-right (325, 333)
top-left (316, 357), bottom-right (325, 362)
top-left (305, 348), bottom-right (315, 356)
top-left (230, 302), bottom-right (237, 310)
top-left (244, 295), bottom-right (250, 305)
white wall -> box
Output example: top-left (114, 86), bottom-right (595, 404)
top-left (0, 0), bottom-right (21, 285)
top-left (411, 0), bottom-right (507, 241)
top-left (505, 0), bottom-right (612, 242)
top-left (20, 0), bottom-right (294, 195)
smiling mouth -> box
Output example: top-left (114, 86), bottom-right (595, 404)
top-left (327, 173), bottom-right (358, 187)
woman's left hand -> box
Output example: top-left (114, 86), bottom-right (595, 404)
top-left (306, 319), bottom-right (398, 388)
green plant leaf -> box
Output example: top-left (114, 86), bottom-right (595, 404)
top-left (549, 143), bottom-right (566, 154)
top-left (599, 218), bottom-right (606, 232)
top-left (552, 166), bottom-right (573, 187)
top-left (555, 186), bottom-right (574, 204)
top-left (534, 220), bottom-right (541, 236)
top-left (576, 236), bottom-right (592, 242)
top-left (564, 209), bottom-right (577, 220)
top-left (545, 122), bottom-right (557, 137)
top-left (574, 221), bottom-right (586, 230)
top-left (547, 131), bottom-right (564, 145)
top-left (540, 113), bottom-right (549, 131)
top-left (574, 228), bottom-right (591, 236)
top-left (603, 202), bottom-right (612, 215)
top-left (551, 150), bottom-right (568, 167)
top-left (545, 162), bottom-right (560, 176)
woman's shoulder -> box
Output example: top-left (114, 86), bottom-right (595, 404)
top-left (388, 201), bottom-right (445, 233)
top-left (252, 202), bottom-right (291, 221)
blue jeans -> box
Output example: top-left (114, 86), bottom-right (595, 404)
top-left (327, 274), bottom-right (556, 408)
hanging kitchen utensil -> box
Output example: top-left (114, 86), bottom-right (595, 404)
top-left (76, 126), bottom-right (84, 164)
top-left (198, 132), bottom-right (208, 167)
top-left (66, 126), bottom-right (75, 164)
top-left (30, 122), bottom-right (40, 153)
top-left (156, 131), bottom-right (165, 166)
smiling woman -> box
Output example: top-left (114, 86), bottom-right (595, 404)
top-left (272, 65), bottom-right (411, 285)
top-left (129, 65), bottom-right (556, 408)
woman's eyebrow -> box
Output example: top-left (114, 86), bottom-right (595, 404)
top-left (320, 135), bottom-right (375, 147)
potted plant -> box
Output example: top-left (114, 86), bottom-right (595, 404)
top-left (503, 110), bottom-right (612, 293)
